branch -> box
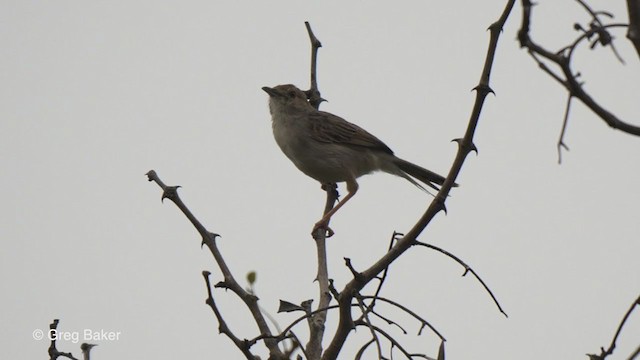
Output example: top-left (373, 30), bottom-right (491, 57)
top-left (361, 232), bottom-right (402, 315)
top-left (284, 331), bottom-right (308, 360)
top-left (267, 303), bottom-right (343, 345)
top-left (47, 319), bottom-right (80, 360)
top-left (300, 22), bottom-right (335, 360)
top-left (587, 294), bottom-right (640, 360)
top-left (574, 0), bottom-right (625, 63)
top-left (305, 21), bottom-right (324, 110)
top-left (354, 321), bottom-right (433, 359)
top-left (354, 339), bottom-right (376, 360)
top-left (518, 0), bottom-right (640, 137)
top-left (414, 241), bottom-right (508, 317)
top-left (557, 94), bottom-right (573, 164)
top-left (321, 1), bottom-right (516, 358)
top-left (360, 296), bottom-right (446, 342)
top-left (202, 271), bottom-right (257, 359)
top-left (355, 297), bottom-right (384, 359)
top-left (146, 170), bottom-right (285, 359)
top-left (626, 0), bottom-right (640, 57)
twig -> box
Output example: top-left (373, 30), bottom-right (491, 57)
top-left (575, 0), bottom-right (625, 63)
top-left (355, 297), bottom-right (384, 359)
top-left (360, 296), bottom-right (446, 341)
top-left (414, 241), bottom-right (508, 317)
top-left (354, 321), bottom-right (432, 359)
top-left (587, 294), bottom-right (640, 360)
top-left (285, 331), bottom-right (309, 360)
top-left (361, 232), bottom-right (401, 316)
top-left (202, 271), bottom-right (257, 359)
top-left (369, 308), bottom-right (409, 335)
top-left (305, 21), bottom-right (324, 109)
top-left (354, 339), bottom-right (376, 360)
top-left (557, 94), bottom-right (573, 164)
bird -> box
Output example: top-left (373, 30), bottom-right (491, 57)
top-left (262, 84), bottom-right (455, 236)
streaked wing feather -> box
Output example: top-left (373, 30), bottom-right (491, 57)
top-left (308, 111), bottom-right (393, 154)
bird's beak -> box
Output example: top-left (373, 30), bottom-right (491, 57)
top-left (262, 86), bottom-right (282, 98)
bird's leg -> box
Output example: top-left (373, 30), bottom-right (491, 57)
top-left (313, 179), bottom-right (359, 237)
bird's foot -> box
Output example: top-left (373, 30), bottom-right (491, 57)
top-left (312, 220), bottom-right (334, 239)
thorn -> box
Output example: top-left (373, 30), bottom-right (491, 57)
top-left (161, 185), bottom-right (181, 202)
top-left (214, 281), bottom-right (228, 289)
top-left (472, 84), bottom-right (495, 96)
top-left (470, 142), bottom-right (478, 154)
top-left (201, 233), bottom-right (220, 248)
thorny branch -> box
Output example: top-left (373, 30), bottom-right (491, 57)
top-left (518, 0), bottom-right (640, 160)
top-left (322, 2), bottom-right (516, 358)
top-left (268, 292), bottom-right (445, 359)
top-left (301, 22), bottom-right (334, 360)
top-left (202, 271), bottom-right (256, 360)
top-left (147, 3), bottom-right (520, 356)
top-left (146, 170), bottom-right (286, 360)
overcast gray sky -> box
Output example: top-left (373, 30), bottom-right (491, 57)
top-left (1, 1), bottom-right (639, 359)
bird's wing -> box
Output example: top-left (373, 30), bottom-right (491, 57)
top-left (307, 111), bottom-right (394, 154)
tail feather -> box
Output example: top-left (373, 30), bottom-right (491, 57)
top-left (392, 157), bottom-right (457, 191)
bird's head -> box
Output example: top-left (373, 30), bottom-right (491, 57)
top-left (262, 84), bottom-right (312, 115)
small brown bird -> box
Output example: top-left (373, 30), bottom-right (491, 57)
top-left (263, 84), bottom-right (454, 236)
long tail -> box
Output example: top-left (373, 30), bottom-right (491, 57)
top-left (392, 157), bottom-right (457, 191)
